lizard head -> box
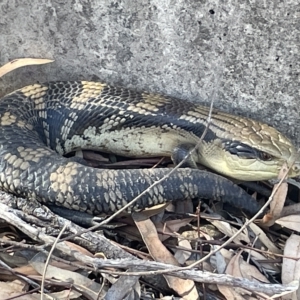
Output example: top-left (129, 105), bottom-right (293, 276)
top-left (196, 118), bottom-right (300, 181)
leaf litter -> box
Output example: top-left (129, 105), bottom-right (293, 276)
top-left (0, 60), bottom-right (299, 299)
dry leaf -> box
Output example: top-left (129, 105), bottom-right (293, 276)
top-left (269, 165), bottom-right (288, 217)
top-left (133, 212), bottom-right (199, 300)
top-left (13, 265), bottom-right (40, 276)
top-left (0, 279), bottom-right (85, 299)
top-left (248, 221), bottom-right (281, 254)
top-left (263, 163), bottom-right (288, 226)
top-left (218, 252), bottom-right (250, 299)
top-left (212, 246), bottom-right (227, 275)
top-left (30, 290), bottom-right (82, 300)
top-left (141, 203), bottom-right (171, 218)
top-left (219, 248), bottom-right (235, 261)
top-left (239, 258), bottom-right (270, 283)
top-left (219, 251), bottom-right (269, 298)
top-left (243, 249), bottom-right (280, 274)
top-left (0, 58), bottom-right (54, 78)
top-left (65, 240), bottom-right (94, 257)
top-left (217, 285), bottom-right (246, 300)
top-left (224, 252), bottom-right (251, 296)
top-left (282, 234), bottom-right (300, 300)
top-left (210, 220), bottom-right (250, 244)
top-left (0, 280), bottom-right (32, 300)
top-left (174, 237), bottom-right (192, 264)
top-left (30, 253), bottom-right (103, 300)
top-left (105, 275), bottom-right (140, 300)
top-left (276, 215), bottom-right (300, 232)
top-left (156, 218), bottom-right (194, 241)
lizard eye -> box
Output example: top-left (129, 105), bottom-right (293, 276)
top-left (222, 140), bottom-right (273, 161)
top-left (259, 152), bottom-right (273, 161)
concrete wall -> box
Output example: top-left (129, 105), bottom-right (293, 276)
top-left (0, 0), bottom-right (299, 146)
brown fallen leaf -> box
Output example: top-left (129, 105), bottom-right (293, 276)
top-left (39, 289), bottom-right (82, 299)
top-left (0, 58), bottom-right (54, 78)
top-left (276, 215), bottom-right (300, 232)
top-left (282, 234), bottom-right (300, 300)
top-left (218, 250), bottom-right (269, 298)
top-left (210, 220), bottom-right (250, 245)
top-left (243, 249), bottom-right (280, 274)
top-left (133, 212), bottom-right (199, 300)
top-left (174, 237), bottom-right (192, 264)
top-left (13, 265), bottom-right (40, 277)
top-left (30, 253), bottom-right (104, 299)
top-left (156, 217), bottom-right (195, 241)
top-left (269, 165), bottom-right (288, 217)
top-left (263, 163), bottom-right (288, 226)
top-left (65, 240), bottom-right (94, 257)
top-left (248, 221), bottom-right (281, 254)
top-left (0, 280), bottom-right (33, 300)
top-left (217, 285), bottom-right (246, 300)
top-left (217, 258), bottom-right (247, 299)
top-left (219, 251), bottom-right (251, 297)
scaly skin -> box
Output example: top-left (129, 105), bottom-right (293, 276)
top-left (0, 81), bottom-right (298, 214)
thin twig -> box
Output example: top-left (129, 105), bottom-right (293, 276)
top-left (41, 222), bottom-right (69, 300)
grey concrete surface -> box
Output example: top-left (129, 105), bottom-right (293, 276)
top-left (0, 0), bottom-right (299, 145)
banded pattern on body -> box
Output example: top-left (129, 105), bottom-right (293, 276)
top-left (0, 81), bottom-right (298, 215)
